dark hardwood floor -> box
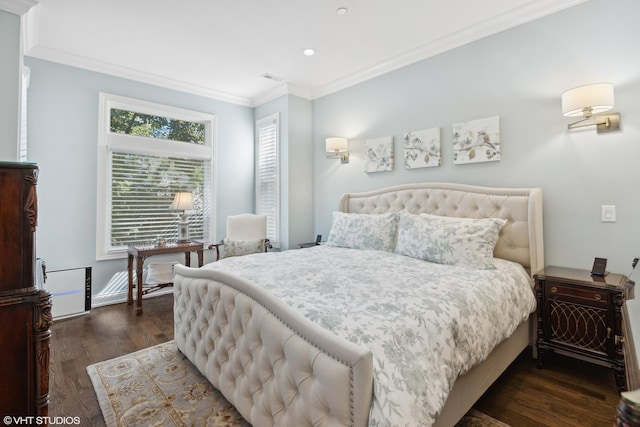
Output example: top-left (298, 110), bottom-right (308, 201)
top-left (49, 294), bottom-right (621, 426)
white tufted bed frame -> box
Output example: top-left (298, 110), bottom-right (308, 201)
top-left (173, 182), bottom-right (543, 427)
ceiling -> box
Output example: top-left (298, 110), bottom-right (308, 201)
top-left (22, 0), bottom-right (585, 106)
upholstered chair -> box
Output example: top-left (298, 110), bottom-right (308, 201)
top-left (209, 214), bottom-right (271, 260)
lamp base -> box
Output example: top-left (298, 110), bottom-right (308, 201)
top-left (177, 214), bottom-right (189, 243)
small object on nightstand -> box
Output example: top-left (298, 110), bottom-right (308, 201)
top-left (534, 266), bottom-right (635, 392)
top-left (591, 257), bottom-right (607, 276)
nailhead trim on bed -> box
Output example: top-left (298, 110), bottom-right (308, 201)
top-left (174, 270), bottom-right (374, 427)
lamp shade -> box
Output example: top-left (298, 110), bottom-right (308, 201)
top-left (561, 83), bottom-right (614, 117)
top-left (326, 137), bottom-right (348, 153)
top-left (170, 192), bottom-right (195, 211)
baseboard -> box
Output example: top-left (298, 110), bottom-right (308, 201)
top-left (91, 287), bottom-right (174, 309)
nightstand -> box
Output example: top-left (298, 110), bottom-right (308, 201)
top-left (298, 242), bottom-right (320, 249)
top-left (534, 266), bottom-right (634, 392)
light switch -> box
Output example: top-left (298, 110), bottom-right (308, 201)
top-left (602, 205), bottom-right (616, 222)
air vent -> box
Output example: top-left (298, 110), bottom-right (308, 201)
top-left (262, 73), bottom-right (284, 82)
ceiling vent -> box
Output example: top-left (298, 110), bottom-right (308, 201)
top-left (262, 73), bottom-right (284, 82)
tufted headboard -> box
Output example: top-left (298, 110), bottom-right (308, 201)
top-left (338, 182), bottom-right (544, 275)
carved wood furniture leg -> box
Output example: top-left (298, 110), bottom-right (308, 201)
top-left (535, 279), bottom-right (545, 368)
top-left (197, 249), bottom-right (203, 267)
top-left (536, 347), bottom-right (546, 369)
top-left (184, 251), bottom-right (191, 267)
top-left (34, 292), bottom-right (52, 415)
top-left (127, 253), bottom-right (134, 305)
top-left (136, 255), bottom-right (144, 315)
top-left (614, 290), bottom-right (627, 392)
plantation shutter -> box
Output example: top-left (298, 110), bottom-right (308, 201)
top-left (256, 115), bottom-right (280, 247)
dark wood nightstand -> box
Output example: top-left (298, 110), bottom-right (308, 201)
top-left (534, 266), bottom-right (634, 392)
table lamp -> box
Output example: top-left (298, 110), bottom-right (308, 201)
top-left (170, 192), bottom-right (195, 242)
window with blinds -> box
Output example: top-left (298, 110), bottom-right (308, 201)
top-left (110, 153), bottom-right (206, 246)
top-left (96, 93), bottom-right (215, 260)
top-left (256, 114), bottom-right (280, 248)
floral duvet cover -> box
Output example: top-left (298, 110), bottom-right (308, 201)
top-left (202, 245), bottom-right (536, 427)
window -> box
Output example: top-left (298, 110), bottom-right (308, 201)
top-left (256, 114), bottom-right (280, 248)
top-left (96, 93), bottom-right (215, 260)
top-left (19, 67), bottom-right (30, 162)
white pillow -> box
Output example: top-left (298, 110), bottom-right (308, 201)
top-left (394, 211), bottom-right (507, 269)
top-left (223, 238), bottom-right (265, 258)
top-left (326, 211), bottom-right (399, 252)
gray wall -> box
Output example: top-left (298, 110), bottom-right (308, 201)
top-left (255, 95), bottom-right (313, 250)
top-left (311, 0), bottom-right (640, 276)
top-left (25, 58), bottom-right (255, 297)
top-left (0, 10), bottom-right (21, 160)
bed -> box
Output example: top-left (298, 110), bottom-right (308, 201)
top-left (173, 182), bottom-right (544, 427)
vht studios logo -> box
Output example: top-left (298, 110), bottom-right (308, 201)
top-left (3, 416), bottom-right (81, 425)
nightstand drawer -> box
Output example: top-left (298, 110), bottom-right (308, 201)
top-left (545, 282), bottom-right (609, 306)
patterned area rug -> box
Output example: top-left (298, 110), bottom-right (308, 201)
top-left (87, 340), bottom-right (509, 427)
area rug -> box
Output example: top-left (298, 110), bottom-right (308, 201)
top-left (87, 340), bottom-right (509, 427)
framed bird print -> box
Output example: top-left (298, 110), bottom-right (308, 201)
top-left (364, 136), bottom-right (394, 173)
top-left (452, 116), bottom-right (500, 164)
top-left (404, 127), bottom-right (440, 169)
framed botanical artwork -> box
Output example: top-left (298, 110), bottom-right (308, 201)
top-left (452, 116), bottom-right (500, 164)
top-left (404, 127), bottom-right (440, 169)
top-left (364, 136), bottom-right (394, 173)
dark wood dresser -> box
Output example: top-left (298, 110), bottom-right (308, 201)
top-left (0, 162), bottom-right (52, 418)
top-left (534, 265), bottom-right (633, 392)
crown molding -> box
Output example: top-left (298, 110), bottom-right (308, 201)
top-left (24, 45), bottom-right (254, 107)
top-left (251, 83), bottom-right (311, 107)
top-left (19, 0), bottom-right (586, 106)
top-left (0, 0), bottom-right (38, 15)
top-left (310, 0), bottom-right (587, 100)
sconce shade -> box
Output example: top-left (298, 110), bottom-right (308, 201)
top-left (562, 83), bottom-right (614, 117)
top-left (170, 192), bottom-right (195, 211)
top-left (326, 137), bottom-right (348, 153)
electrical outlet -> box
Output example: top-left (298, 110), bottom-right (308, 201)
top-left (602, 205), bottom-right (616, 222)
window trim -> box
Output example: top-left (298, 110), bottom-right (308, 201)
top-left (255, 113), bottom-right (280, 248)
top-left (96, 92), bottom-right (216, 260)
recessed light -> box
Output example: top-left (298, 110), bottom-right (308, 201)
top-left (303, 48), bottom-right (315, 56)
top-left (337, 7), bottom-right (348, 15)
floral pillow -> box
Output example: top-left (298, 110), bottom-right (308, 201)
top-left (326, 211), bottom-right (399, 252)
top-left (223, 238), bottom-right (265, 258)
top-left (394, 211), bottom-right (507, 269)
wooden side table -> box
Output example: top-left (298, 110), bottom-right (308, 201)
top-left (127, 241), bottom-right (204, 315)
top-left (534, 266), bottom-right (634, 391)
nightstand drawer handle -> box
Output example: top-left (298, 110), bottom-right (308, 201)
top-left (550, 286), bottom-right (557, 293)
top-left (608, 327), bottom-right (612, 339)
top-left (594, 294), bottom-right (602, 301)
top-left (616, 335), bottom-right (625, 346)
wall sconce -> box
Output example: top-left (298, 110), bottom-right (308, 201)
top-left (170, 192), bottom-right (195, 242)
top-left (326, 137), bottom-right (349, 164)
top-left (561, 83), bottom-right (620, 133)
